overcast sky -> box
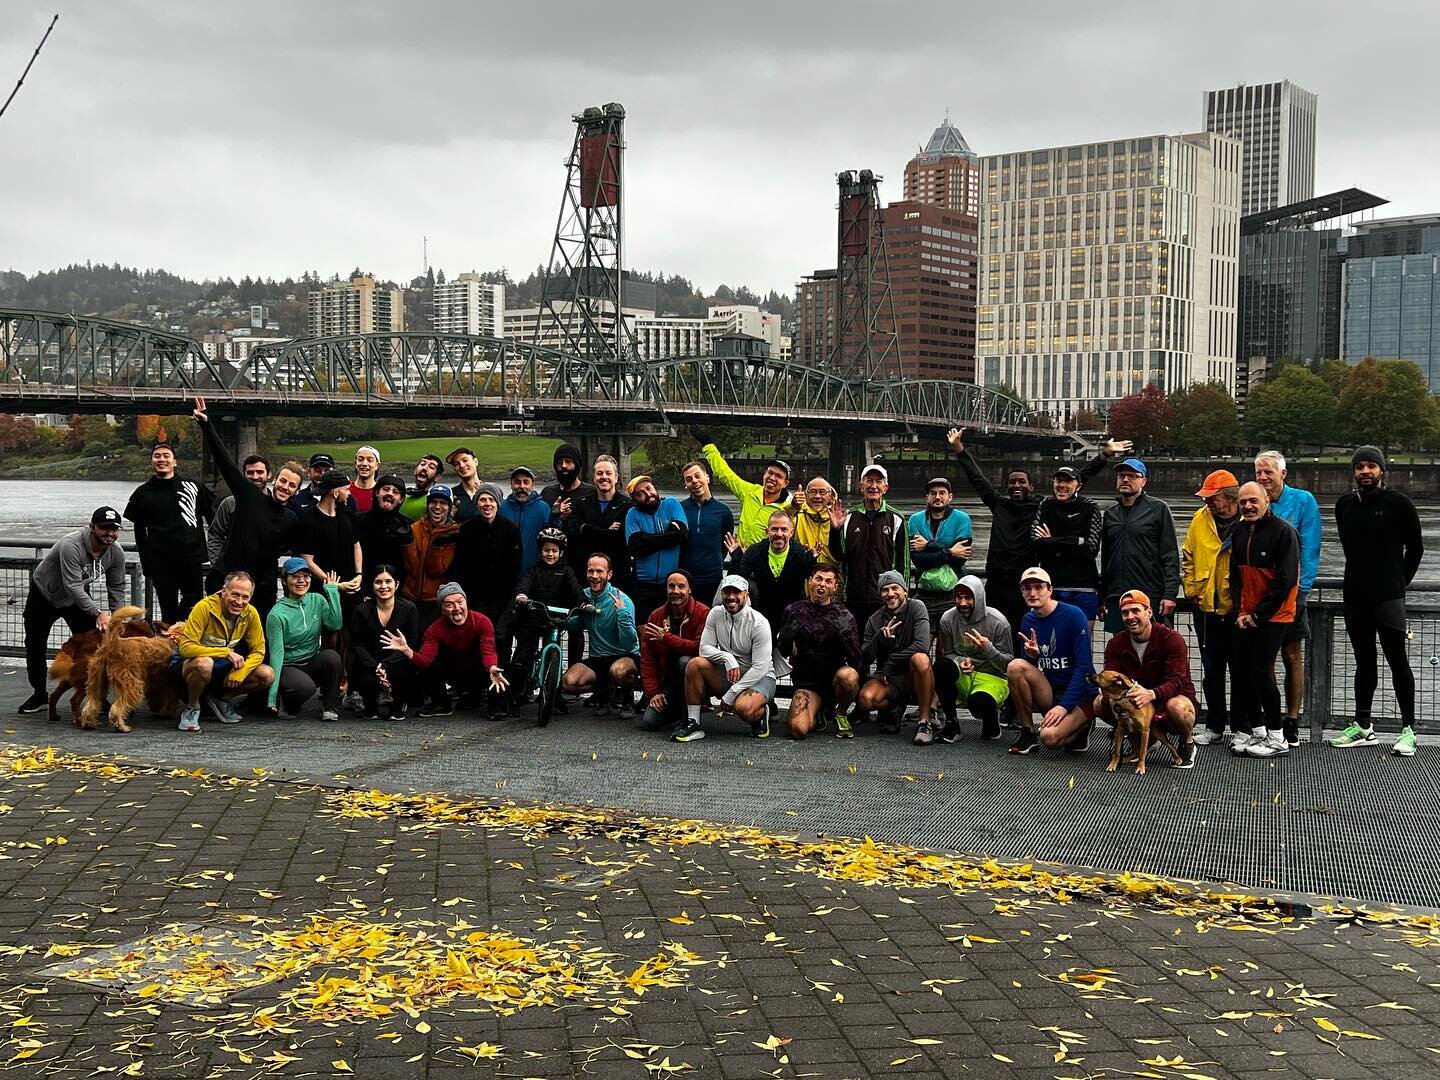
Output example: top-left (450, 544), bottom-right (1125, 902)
top-left (3, 1), bottom-right (1436, 298)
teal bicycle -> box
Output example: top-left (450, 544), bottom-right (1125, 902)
top-left (521, 601), bottom-right (575, 727)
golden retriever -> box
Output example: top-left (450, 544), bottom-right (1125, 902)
top-left (78, 607), bottom-right (183, 732)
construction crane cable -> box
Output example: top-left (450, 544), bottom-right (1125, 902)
top-left (0, 13), bottom-right (59, 122)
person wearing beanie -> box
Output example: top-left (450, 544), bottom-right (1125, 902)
top-left (401, 485), bottom-right (460, 627)
top-left (358, 474), bottom-right (414, 590)
top-left (450, 482), bottom-right (523, 635)
top-left (123, 439), bottom-right (216, 623)
top-left (383, 580), bottom-right (507, 718)
top-left (541, 442), bottom-right (597, 520)
top-left (857, 569), bottom-right (937, 744)
top-left (1331, 446), bottom-right (1424, 755)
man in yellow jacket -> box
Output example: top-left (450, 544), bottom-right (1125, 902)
top-left (694, 429), bottom-right (794, 549)
top-left (1181, 469), bottom-right (1240, 746)
top-left (793, 476), bottom-right (841, 572)
top-left (175, 570), bottom-right (274, 731)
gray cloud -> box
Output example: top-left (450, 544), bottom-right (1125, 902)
top-left (2, 1), bottom-right (1435, 296)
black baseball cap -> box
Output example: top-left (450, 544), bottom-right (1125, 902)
top-left (92, 507), bottom-right (122, 527)
top-left (1053, 466), bottom-right (1080, 480)
top-left (309, 452), bottom-right (335, 469)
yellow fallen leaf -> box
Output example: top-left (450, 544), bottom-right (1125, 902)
top-left (1314, 1017), bottom-right (1340, 1033)
top-left (906, 1037), bottom-right (943, 1045)
top-left (991, 1052), bottom-right (1013, 1063)
top-left (333, 1060), bottom-right (352, 1073)
top-left (667, 912), bottom-right (694, 925)
top-left (416, 1021), bottom-right (431, 1034)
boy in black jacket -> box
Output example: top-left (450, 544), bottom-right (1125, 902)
top-left (506, 527), bottom-right (586, 709)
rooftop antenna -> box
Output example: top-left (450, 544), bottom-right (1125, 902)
top-left (0, 13), bottom-right (59, 122)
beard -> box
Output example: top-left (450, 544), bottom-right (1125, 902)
top-left (554, 465), bottom-right (578, 487)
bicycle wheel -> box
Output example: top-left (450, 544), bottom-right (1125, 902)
top-left (536, 644), bottom-right (562, 727)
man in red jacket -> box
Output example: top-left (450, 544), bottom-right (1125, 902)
top-left (382, 582), bottom-right (508, 717)
top-left (638, 570), bottom-right (709, 733)
top-left (1095, 590), bottom-right (1198, 769)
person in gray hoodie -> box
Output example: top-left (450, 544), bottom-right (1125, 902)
top-left (677, 574), bottom-right (788, 742)
top-left (858, 570), bottom-right (936, 744)
top-left (935, 574), bottom-right (1014, 742)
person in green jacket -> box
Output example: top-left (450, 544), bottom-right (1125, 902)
top-left (265, 556), bottom-right (344, 719)
top-left (692, 428), bottom-right (794, 550)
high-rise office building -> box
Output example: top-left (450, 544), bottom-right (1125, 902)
top-left (1341, 214), bottom-right (1440, 392)
top-left (307, 273), bottom-right (405, 338)
top-left (432, 272), bottom-right (505, 337)
top-left (1203, 80), bottom-right (1317, 216)
top-left (794, 269), bottom-right (837, 369)
top-left (977, 132), bottom-right (1241, 421)
top-left (883, 200), bottom-right (979, 380)
top-left (903, 116), bottom-right (980, 217)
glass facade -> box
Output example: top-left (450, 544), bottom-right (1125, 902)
top-left (1238, 228), bottom-right (1343, 390)
top-left (1343, 253), bottom-right (1440, 391)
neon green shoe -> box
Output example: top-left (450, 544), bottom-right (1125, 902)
top-left (833, 713), bottom-right (854, 739)
top-left (1393, 728), bottom-right (1416, 757)
top-left (1329, 722), bottom-right (1378, 749)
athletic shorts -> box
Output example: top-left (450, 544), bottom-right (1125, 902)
top-left (580, 654), bottom-right (639, 690)
top-left (954, 669), bottom-right (1009, 708)
top-left (1281, 595), bottom-right (1309, 643)
top-left (729, 674), bottom-right (776, 703)
top-left (170, 654), bottom-right (233, 680)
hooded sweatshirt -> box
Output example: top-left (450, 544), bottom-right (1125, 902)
top-left (937, 575), bottom-right (1013, 678)
top-left (699, 601), bottom-right (789, 703)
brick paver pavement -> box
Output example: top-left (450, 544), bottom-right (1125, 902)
top-left (0, 745), bottom-right (1437, 1079)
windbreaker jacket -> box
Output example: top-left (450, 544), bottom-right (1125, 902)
top-left (565, 582), bottom-right (639, 657)
top-left (792, 504), bottom-right (840, 571)
top-left (639, 596), bottom-right (709, 697)
top-left (1271, 485), bottom-right (1322, 594)
top-left (1180, 507), bottom-right (1237, 614)
top-left (1229, 510), bottom-right (1299, 624)
top-left (699, 601), bottom-right (789, 702)
top-left (626, 497), bottom-right (690, 585)
top-left (500, 493), bottom-right (553, 572)
top-left (700, 443), bottom-right (793, 548)
top-left (401, 516), bottom-right (459, 604)
top-left (936, 575), bottom-right (1013, 678)
top-left (1100, 492), bottom-right (1180, 604)
top-left (829, 503), bottom-right (909, 606)
top-left (176, 591), bottom-right (266, 683)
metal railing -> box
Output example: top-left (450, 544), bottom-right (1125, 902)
top-left (0, 534), bottom-right (1432, 735)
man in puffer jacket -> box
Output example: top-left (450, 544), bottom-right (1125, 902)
top-left (677, 574), bottom-right (787, 742)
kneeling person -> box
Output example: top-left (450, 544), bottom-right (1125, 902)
top-left (560, 554), bottom-right (640, 708)
top-left (775, 565), bottom-right (861, 739)
top-left (935, 575), bottom-right (1012, 742)
top-left (1095, 589), bottom-right (1198, 769)
top-left (857, 571), bottom-right (936, 744)
top-left (638, 570), bottom-right (709, 733)
top-left (1006, 566), bottom-right (1094, 755)
top-left (678, 575), bottom-right (785, 741)
top-left (175, 571), bottom-right (274, 733)
top-left (383, 582), bottom-right (507, 716)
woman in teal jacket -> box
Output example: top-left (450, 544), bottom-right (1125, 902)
top-left (266, 556), bottom-right (344, 719)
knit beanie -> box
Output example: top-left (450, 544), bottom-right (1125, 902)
top-left (877, 570), bottom-right (907, 593)
top-left (1351, 445), bottom-right (1387, 471)
top-left (436, 582), bottom-right (466, 602)
top-left (476, 482), bottom-right (506, 505)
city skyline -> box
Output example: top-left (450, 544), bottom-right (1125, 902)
top-left (2, 1), bottom-right (1435, 297)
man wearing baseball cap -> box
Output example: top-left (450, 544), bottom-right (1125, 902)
top-left (1031, 464), bottom-right (1103, 621)
top-left (1005, 566), bottom-right (1094, 755)
top-left (500, 465), bottom-right (551, 572)
top-left (18, 507), bottom-right (129, 714)
top-left (1095, 589), bottom-right (1198, 769)
top-left (1100, 457), bottom-right (1179, 634)
top-left (1182, 470), bottom-right (1241, 746)
top-left (828, 463), bottom-right (908, 631)
top-left (691, 428), bottom-right (794, 549)
top-left (678, 573), bottom-right (784, 741)
top-left (290, 452), bottom-right (336, 517)
top-left (907, 476), bottom-right (972, 630)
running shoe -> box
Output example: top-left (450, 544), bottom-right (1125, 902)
top-left (940, 719), bottom-right (962, 744)
top-left (1172, 741), bottom-right (1197, 770)
top-left (834, 713), bottom-right (854, 739)
top-left (320, 710), bottom-right (339, 723)
top-left (913, 721), bottom-right (937, 746)
top-left (1228, 731), bottom-right (1255, 756)
top-left (671, 720), bottom-right (705, 743)
top-left (749, 708), bottom-right (771, 739)
top-left (981, 714), bottom-right (1001, 741)
top-left (1392, 728), bottom-right (1416, 757)
top-left (1009, 728), bottom-right (1039, 755)
top-left (1066, 716), bottom-right (1094, 753)
top-left (178, 706), bottom-right (201, 733)
top-left (1283, 719), bottom-right (1300, 748)
top-left (812, 714), bottom-right (829, 734)
top-left (17, 690), bottom-right (47, 715)
top-left (205, 696), bottom-right (242, 725)
top-left (1330, 722), bottom-right (1377, 748)
top-left (1192, 726), bottom-right (1226, 746)
top-left (343, 690), bottom-right (364, 712)
top-left (390, 703), bottom-right (408, 721)
top-left (1246, 731), bottom-right (1289, 757)
top-left (878, 711), bottom-right (900, 735)
top-left (418, 700), bottom-right (439, 718)
top-left (433, 697), bottom-right (455, 717)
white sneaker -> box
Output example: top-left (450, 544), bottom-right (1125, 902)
top-left (178, 707), bottom-right (201, 733)
top-left (1229, 731), bottom-right (1255, 755)
top-left (1193, 727), bottom-right (1226, 746)
top-left (1246, 731), bottom-right (1290, 757)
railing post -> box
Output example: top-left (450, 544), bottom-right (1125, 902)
top-left (1305, 601), bottom-right (1333, 742)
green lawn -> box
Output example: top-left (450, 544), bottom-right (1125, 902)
top-left (274, 435), bottom-right (570, 478)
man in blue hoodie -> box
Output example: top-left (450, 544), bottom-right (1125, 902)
top-left (624, 475), bottom-right (689, 618)
top-left (501, 466), bottom-right (552, 572)
top-left (1253, 450), bottom-right (1321, 748)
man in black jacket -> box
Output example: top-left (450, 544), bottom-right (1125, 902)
top-left (540, 442), bottom-right (597, 519)
top-left (450, 482), bottom-right (523, 629)
top-left (124, 440), bottom-right (215, 622)
top-left (192, 396), bottom-right (301, 621)
top-left (1330, 446), bottom-right (1425, 756)
top-left (727, 510), bottom-right (817, 639)
top-left (948, 426), bottom-right (1035, 635)
top-left (358, 474), bottom-right (414, 590)
top-left (564, 454), bottom-right (632, 589)
top-left (1031, 465), bottom-right (1103, 621)
top-left (1100, 457), bottom-right (1179, 633)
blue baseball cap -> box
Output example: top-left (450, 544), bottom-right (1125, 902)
top-left (281, 556), bottom-right (309, 576)
top-left (1113, 457), bottom-right (1147, 477)
top-left (426, 484), bottom-right (453, 502)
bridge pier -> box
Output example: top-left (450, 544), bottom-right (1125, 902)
top-left (826, 432), bottom-right (883, 499)
top-left (570, 431), bottom-right (649, 484)
top-left (198, 417), bottom-right (261, 492)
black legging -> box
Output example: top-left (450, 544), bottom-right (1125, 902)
top-left (1232, 622), bottom-right (1284, 735)
top-left (934, 656), bottom-right (1000, 729)
top-left (150, 568), bottom-right (204, 624)
top-left (1195, 612), bottom-right (1239, 734)
top-left (278, 650), bottom-right (342, 713)
top-left (1346, 599), bottom-right (1415, 727)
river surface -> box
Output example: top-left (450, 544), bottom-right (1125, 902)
top-left (3, 479), bottom-right (1438, 590)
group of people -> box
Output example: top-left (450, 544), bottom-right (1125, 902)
top-left (15, 402), bottom-right (1423, 760)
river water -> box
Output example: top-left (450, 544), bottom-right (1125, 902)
top-left (3, 478), bottom-right (1438, 590)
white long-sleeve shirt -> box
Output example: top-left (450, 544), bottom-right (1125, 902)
top-left (699, 602), bottom-right (788, 704)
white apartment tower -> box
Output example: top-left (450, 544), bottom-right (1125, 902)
top-left (977, 132), bottom-right (1241, 421)
top-left (1203, 80), bottom-right (1317, 216)
top-left (432, 272), bottom-right (505, 337)
top-left (307, 273), bottom-right (404, 337)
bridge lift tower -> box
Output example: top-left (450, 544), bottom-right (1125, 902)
top-left (534, 103), bottom-right (641, 387)
top-left (830, 169), bottom-right (899, 383)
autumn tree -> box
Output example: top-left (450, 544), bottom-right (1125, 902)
top-left (1106, 383), bottom-right (1173, 454)
top-left (1338, 357), bottom-right (1439, 450)
top-left (1067, 407), bottom-right (1103, 432)
top-left (1244, 365), bottom-right (1335, 451)
top-left (1169, 381), bottom-right (1240, 456)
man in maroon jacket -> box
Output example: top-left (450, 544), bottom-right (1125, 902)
top-left (638, 570), bottom-right (710, 733)
top-left (1094, 589), bottom-right (1198, 769)
top-left (382, 582), bottom-right (508, 717)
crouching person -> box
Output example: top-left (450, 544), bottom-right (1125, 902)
top-left (175, 570), bottom-right (274, 733)
top-left (935, 575), bottom-right (1013, 742)
top-left (676, 574), bottom-right (783, 742)
top-left (348, 564), bottom-right (422, 720)
top-left (382, 581), bottom-right (508, 717)
top-left (265, 557), bottom-right (345, 721)
top-left (857, 571), bottom-right (936, 744)
top-left (638, 570), bottom-right (709, 734)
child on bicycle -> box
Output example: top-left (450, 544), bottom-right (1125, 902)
top-left (506, 527), bottom-right (586, 701)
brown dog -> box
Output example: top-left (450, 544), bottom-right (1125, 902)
top-left (77, 607), bottom-right (184, 732)
top-left (47, 618), bottom-right (172, 725)
top-left (1087, 669), bottom-right (1179, 775)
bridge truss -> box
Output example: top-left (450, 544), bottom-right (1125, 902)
top-left (0, 309), bottom-right (1035, 434)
